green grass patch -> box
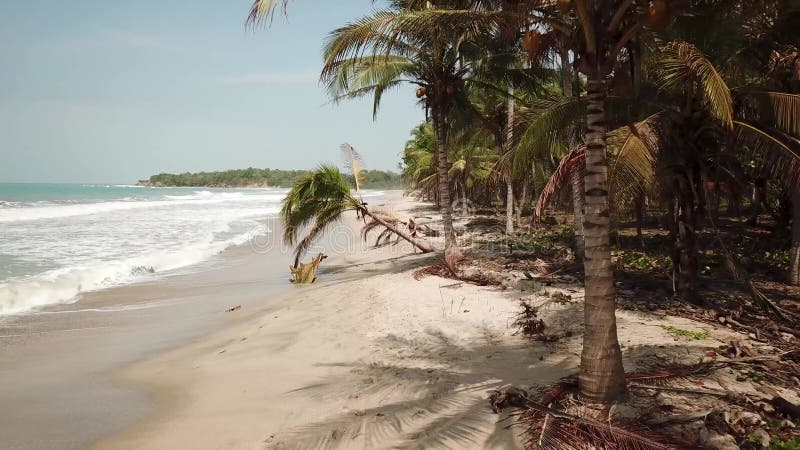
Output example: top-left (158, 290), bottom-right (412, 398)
top-left (661, 325), bottom-right (711, 340)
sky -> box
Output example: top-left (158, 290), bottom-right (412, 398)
top-left (0, 1), bottom-right (423, 183)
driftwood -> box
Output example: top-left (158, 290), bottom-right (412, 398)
top-left (290, 253), bottom-right (328, 284)
top-left (646, 410), bottom-right (713, 425)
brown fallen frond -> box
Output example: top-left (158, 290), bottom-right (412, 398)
top-left (518, 395), bottom-right (677, 450)
top-left (533, 145), bottom-right (585, 220)
top-left (624, 362), bottom-right (725, 387)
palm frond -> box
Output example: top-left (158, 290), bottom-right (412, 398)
top-left (245, 0), bottom-right (289, 28)
top-left (606, 114), bottom-right (663, 206)
top-left (658, 41), bottom-right (733, 128)
top-left (280, 164), bottom-right (358, 264)
top-left (341, 143), bottom-right (366, 192)
top-left (534, 145), bottom-right (585, 219)
top-left (734, 120), bottom-right (800, 187)
top-left (520, 396), bottom-right (676, 450)
top-left (514, 96), bottom-right (586, 173)
top-left (736, 91), bottom-right (800, 137)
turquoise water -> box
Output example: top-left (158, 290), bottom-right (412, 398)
top-left (0, 183), bottom-right (288, 315)
top-left (0, 183), bottom-right (386, 316)
top-left (0, 183), bottom-right (205, 203)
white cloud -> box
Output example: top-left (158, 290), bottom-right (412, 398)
top-left (221, 70), bottom-right (319, 86)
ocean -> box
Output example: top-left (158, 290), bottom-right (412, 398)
top-left (0, 183), bottom-right (291, 316)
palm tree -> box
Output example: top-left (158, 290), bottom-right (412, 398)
top-left (535, 37), bottom-right (800, 308)
top-left (281, 164), bottom-right (433, 267)
top-left (793, 187), bottom-right (800, 285)
top-left (318, 1), bottom-right (515, 263)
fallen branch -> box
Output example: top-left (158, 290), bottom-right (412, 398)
top-left (628, 383), bottom-right (729, 398)
top-left (645, 410), bottom-right (712, 426)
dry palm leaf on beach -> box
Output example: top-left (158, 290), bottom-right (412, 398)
top-left (290, 253), bottom-right (328, 284)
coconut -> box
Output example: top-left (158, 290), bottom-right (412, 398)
top-left (523, 30), bottom-right (543, 62)
top-left (416, 87), bottom-right (427, 98)
top-left (646, 0), bottom-right (670, 29)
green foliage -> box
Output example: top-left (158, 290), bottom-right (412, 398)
top-left (749, 435), bottom-right (800, 450)
top-left (280, 165), bottom-right (357, 265)
top-left (660, 326), bottom-right (711, 340)
top-left (769, 437), bottom-right (800, 450)
top-left (736, 369), bottom-right (766, 382)
top-left (141, 167), bottom-right (402, 189)
top-left (501, 227), bottom-right (574, 255)
top-left (612, 250), bottom-right (672, 273)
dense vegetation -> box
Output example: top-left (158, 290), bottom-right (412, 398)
top-left (139, 167), bottom-right (403, 189)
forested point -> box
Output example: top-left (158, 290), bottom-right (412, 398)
top-left (138, 168), bottom-right (403, 189)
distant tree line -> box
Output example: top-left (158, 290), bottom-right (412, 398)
top-left (138, 167), bottom-right (403, 189)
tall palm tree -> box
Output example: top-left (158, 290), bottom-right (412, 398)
top-left (508, 0), bottom-right (664, 403)
top-left (281, 165), bottom-right (433, 267)
top-left (319, 1), bottom-right (514, 263)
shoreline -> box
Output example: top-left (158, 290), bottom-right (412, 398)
top-left (91, 192), bottom-right (800, 450)
top-left (0, 231), bottom-right (297, 450)
top-left (6, 191), bottom-right (796, 449)
top-left (0, 190), bottom-right (410, 450)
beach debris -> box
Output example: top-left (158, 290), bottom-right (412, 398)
top-left (225, 305), bottom-right (242, 312)
top-left (489, 386), bottom-right (530, 413)
top-left (131, 265), bottom-right (156, 275)
top-left (290, 253), bottom-right (328, 284)
top-left (513, 300), bottom-right (547, 339)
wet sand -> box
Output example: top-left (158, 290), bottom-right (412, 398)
top-left (0, 215), bottom-right (298, 449)
top-left (0, 191), bottom-right (415, 450)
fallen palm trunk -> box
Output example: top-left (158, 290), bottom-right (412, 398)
top-left (281, 166), bottom-right (434, 278)
top-left (360, 209), bottom-right (434, 253)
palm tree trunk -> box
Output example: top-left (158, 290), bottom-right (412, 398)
top-left (506, 177), bottom-right (515, 234)
top-left (571, 170), bottom-right (585, 261)
top-left (363, 209), bottom-right (434, 253)
top-left (791, 187), bottom-right (800, 285)
top-left (517, 179), bottom-right (528, 224)
top-left (578, 78), bottom-right (627, 404)
top-left (505, 88), bottom-right (516, 234)
top-left (635, 194), bottom-right (645, 249)
top-left (432, 104), bottom-right (460, 255)
top-left (560, 46), bottom-right (584, 260)
top-left (674, 175), bottom-right (698, 303)
top-left (559, 45), bottom-right (573, 98)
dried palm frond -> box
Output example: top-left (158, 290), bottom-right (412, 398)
top-left (341, 142), bottom-right (365, 192)
top-left (625, 362), bottom-right (725, 388)
top-left (533, 145), bottom-right (585, 219)
top-left (518, 392), bottom-right (677, 450)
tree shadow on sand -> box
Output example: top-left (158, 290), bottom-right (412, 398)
top-left (261, 280), bottom-right (753, 449)
top-left (263, 325), bottom-right (577, 449)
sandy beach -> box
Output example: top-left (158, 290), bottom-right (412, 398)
top-left (80, 191), bottom-right (795, 450)
top-left (3, 191), bottom-right (797, 450)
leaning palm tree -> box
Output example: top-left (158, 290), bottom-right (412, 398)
top-left (281, 164), bottom-right (433, 268)
top-left (319, 1), bottom-right (516, 265)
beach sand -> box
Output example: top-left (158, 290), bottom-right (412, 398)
top-left (88, 192), bottom-right (765, 450)
top-left (6, 191), bottom-right (793, 449)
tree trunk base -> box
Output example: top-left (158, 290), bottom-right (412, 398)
top-left (790, 243), bottom-right (800, 286)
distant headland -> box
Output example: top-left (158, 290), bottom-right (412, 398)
top-left (137, 167), bottom-right (403, 189)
